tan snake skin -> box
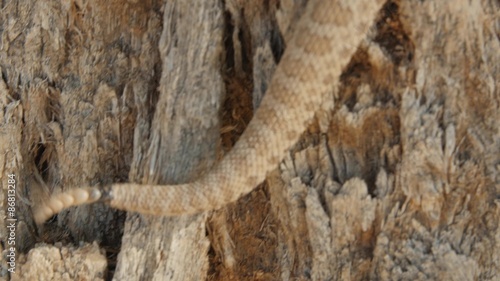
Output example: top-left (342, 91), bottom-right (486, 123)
top-left (33, 0), bottom-right (385, 224)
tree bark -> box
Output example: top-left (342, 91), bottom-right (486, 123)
top-left (1, 0), bottom-right (499, 280)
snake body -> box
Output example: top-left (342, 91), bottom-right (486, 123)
top-left (34, 0), bottom-right (385, 224)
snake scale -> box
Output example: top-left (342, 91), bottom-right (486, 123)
top-left (33, 0), bottom-right (385, 224)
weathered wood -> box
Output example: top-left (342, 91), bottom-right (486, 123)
top-left (1, 0), bottom-right (499, 280)
top-left (112, 1), bottom-right (224, 279)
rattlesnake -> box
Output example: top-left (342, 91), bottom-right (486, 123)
top-left (33, 0), bottom-right (385, 224)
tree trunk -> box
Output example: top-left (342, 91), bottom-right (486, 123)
top-left (1, 0), bottom-right (499, 280)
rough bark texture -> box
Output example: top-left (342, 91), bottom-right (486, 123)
top-left (0, 0), bottom-right (499, 280)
